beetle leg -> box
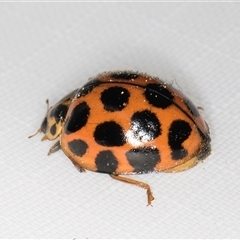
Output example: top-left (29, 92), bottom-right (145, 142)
top-left (70, 160), bottom-right (86, 173)
top-left (48, 141), bottom-right (86, 172)
top-left (47, 141), bottom-right (61, 155)
top-left (109, 174), bottom-right (154, 206)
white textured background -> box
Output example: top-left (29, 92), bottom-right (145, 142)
top-left (1, 2), bottom-right (240, 238)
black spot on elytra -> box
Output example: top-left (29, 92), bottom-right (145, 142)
top-left (130, 110), bottom-right (161, 142)
top-left (40, 117), bottom-right (47, 133)
top-left (126, 147), bottom-right (160, 173)
top-left (95, 150), bottom-right (118, 173)
top-left (50, 104), bottom-right (68, 123)
top-left (111, 72), bottom-right (139, 80)
top-left (50, 123), bottom-right (56, 136)
top-left (168, 120), bottom-right (192, 160)
top-left (68, 139), bottom-right (88, 157)
top-left (64, 101), bottom-right (90, 134)
top-left (76, 80), bottom-right (100, 98)
top-left (94, 121), bottom-right (126, 147)
top-left (145, 83), bottom-right (174, 109)
top-left (184, 98), bottom-right (200, 117)
top-left (101, 86), bottom-right (130, 112)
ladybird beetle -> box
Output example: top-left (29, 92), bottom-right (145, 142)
top-left (30, 71), bottom-right (211, 205)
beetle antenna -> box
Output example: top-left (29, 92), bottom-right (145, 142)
top-left (28, 99), bottom-right (50, 139)
top-left (28, 129), bottom-right (41, 138)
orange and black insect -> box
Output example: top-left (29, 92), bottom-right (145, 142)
top-left (30, 71), bottom-right (211, 205)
